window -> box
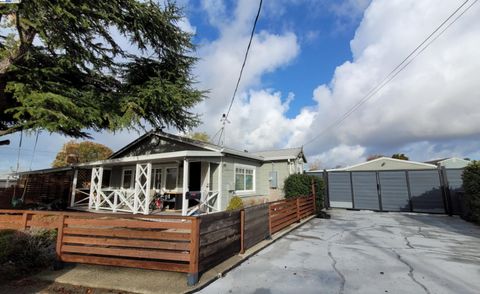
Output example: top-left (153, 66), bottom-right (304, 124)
top-left (151, 168), bottom-right (162, 190)
top-left (235, 166), bottom-right (255, 192)
top-left (102, 169), bottom-right (111, 188)
top-left (122, 169), bottom-right (133, 189)
top-left (165, 167), bottom-right (178, 190)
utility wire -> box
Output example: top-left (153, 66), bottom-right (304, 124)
top-left (303, 0), bottom-right (477, 147)
top-left (29, 130), bottom-right (40, 170)
top-left (225, 0), bottom-right (263, 120)
top-left (216, 0), bottom-right (263, 146)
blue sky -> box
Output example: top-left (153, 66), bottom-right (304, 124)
top-left (1, 0), bottom-right (480, 173)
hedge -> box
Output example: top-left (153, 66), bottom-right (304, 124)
top-left (462, 161), bottom-right (480, 224)
top-left (284, 173), bottom-right (325, 211)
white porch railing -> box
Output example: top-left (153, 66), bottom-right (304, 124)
top-left (88, 189), bottom-right (140, 213)
top-left (187, 191), bottom-right (220, 216)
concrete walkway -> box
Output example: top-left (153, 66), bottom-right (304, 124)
top-left (199, 209), bottom-right (480, 294)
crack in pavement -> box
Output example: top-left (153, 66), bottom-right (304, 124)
top-left (392, 249), bottom-right (431, 294)
top-left (404, 235), bottom-right (414, 249)
top-left (327, 243), bottom-right (346, 294)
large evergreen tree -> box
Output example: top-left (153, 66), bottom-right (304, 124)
top-left (0, 1), bottom-right (204, 138)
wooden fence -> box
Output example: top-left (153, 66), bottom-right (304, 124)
top-left (0, 195), bottom-right (316, 285)
top-left (198, 210), bottom-right (241, 272)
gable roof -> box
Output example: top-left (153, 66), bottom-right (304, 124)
top-left (109, 130), bottom-right (303, 163)
top-left (251, 147), bottom-right (306, 162)
top-left (328, 157), bottom-right (437, 171)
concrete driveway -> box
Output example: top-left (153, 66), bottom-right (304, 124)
top-left (198, 209), bottom-right (480, 294)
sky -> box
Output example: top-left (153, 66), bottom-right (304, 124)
top-left (1, 0), bottom-right (480, 173)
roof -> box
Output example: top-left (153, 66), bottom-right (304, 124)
top-left (328, 157), bottom-right (437, 171)
top-left (108, 130), bottom-right (303, 163)
top-left (424, 158), bottom-right (450, 165)
top-left (251, 147), bottom-right (305, 162)
top-left (13, 166), bottom-right (74, 176)
top-left (77, 151), bottom-right (223, 167)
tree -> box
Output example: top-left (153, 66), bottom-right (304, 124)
top-left (308, 159), bottom-right (322, 171)
top-left (52, 141), bottom-right (112, 167)
top-left (367, 154), bottom-right (384, 161)
top-left (0, 1), bottom-right (204, 138)
top-left (189, 132), bottom-right (210, 142)
top-left (392, 153), bottom-right (409, 160)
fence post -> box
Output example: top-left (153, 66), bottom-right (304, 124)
top-left (187, 217), bottom-right (201, 286)
top-left (22, 212), bottom-right (29, 229)
top-left (312, 178), bottom-right (317, 214)
top-left (267, 204), bottom-right (272, 239)
top-left (54, 214), bottom-right (66, 270)
top-left (296, 198), bottom-right (301, 222)
top-left (240, 210), bottom-right (245, 254)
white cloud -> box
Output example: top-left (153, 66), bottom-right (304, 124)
top-left (298, 0), bottom-right (480, 166)
top-left (193, 0), bottom-right (301, 149)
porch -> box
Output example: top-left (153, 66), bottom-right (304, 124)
top-left (69, 151), bottom-right (224, 216)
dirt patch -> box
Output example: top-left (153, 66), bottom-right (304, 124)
top-left (0, 278), bottom-right (137, 294)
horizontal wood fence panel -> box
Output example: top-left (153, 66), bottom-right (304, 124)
top-left (61, 245), bottom-right (191, 261)
top-left (64, 218), bottom-right (191, 230)
top-left (61, 254), bottom-right (190, 273)
top-left (62, 236), bottom-right (190, 251)
top-left (244, 204), bottom-right (269, 250)
top-left (269, 196), bottom-right (315, 234)
top-left (59, 214), bottom-right (196, 275)
top-left (63, 227), bottom-right (190, 241)
top-left (198, 210), bottom-right (241, 272)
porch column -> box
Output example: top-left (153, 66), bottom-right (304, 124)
top-left (89, 166), bottom-right (103, 210)
top-left (70, 169), bottom-right (78, 207)
top-left (182, 159), bottom-right (189, 216)
top-left (217, 159), bottom-right (223, 211)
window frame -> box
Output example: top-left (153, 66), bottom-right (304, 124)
top-left (121, 168), bottom-right (134, 190)
top-left (149, 164), bottom-right (179, 192)
top-left (234, 164), bottom-right (256, 193)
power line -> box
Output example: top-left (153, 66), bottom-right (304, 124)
top-left (217, 0), bottom-right (263, 146)
top-left (303, 0), bottom-right (477, 147)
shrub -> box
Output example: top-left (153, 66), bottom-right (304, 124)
top-left (462, 161), bottom-right (480, 223)
top-left (226, 196), bottom-right (244, 211)
top-left (284, 174), bottom-right (325, 211)
top-left (0, 229), bottom-right (57, 282)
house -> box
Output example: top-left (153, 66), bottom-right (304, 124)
top-left (70, 130), bottom-right (306, 215)
top-left (425, 157), bottom-right (471, 169)
top-left (319, 157), bottom-right (437, 172)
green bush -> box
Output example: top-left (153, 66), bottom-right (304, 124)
top-left (462, 161), bottom-right (480, 223)
top-left (226, 196), bottom-right (244, 211)
top-left (0, 229), bottom-right (57, 282)
top-left (284, 174), bottom-right (325, 211)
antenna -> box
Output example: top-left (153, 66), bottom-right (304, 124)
top-left (218, 114), bottom-right (231, 147)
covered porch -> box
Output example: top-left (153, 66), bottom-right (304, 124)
top-left (69, 151), bottom-right (224, 216)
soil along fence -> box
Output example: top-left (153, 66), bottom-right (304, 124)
top-left (0, 195), bottom-right (316, 285)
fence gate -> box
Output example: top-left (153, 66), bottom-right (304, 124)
top-left (325, 169), bottom-right (456, 214)
top-left (328, 172), bottom-right (353, 208)
top-left (378, 171), bottom-right (410, 212)
top-left (352, 172), bottom-right (379, 210)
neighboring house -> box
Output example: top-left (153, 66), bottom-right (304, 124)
top-left (425, 157), bottom-right (471, 169)
top-left (69, 130), bottom-right (306, 215)
top-left (320, 157), bottom-right (437, 172)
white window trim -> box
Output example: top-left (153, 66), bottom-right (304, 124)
top-left (121, 168), bottom-right (135, 190)
top-left (151, 164), bottom-right (180, 192)
top-left (234, 164), bottom-right (256, 194)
